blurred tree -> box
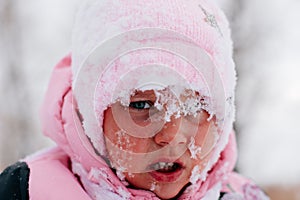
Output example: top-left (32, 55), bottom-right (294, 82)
top-left (0, 0), bottom-right (33, 170)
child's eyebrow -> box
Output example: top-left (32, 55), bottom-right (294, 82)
top-left (131, 91), bottom-right (156, 100)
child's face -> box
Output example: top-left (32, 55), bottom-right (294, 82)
top-left (103, 89), bottom-right (217, 199)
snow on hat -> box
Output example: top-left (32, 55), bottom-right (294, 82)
top-left (71, 0), bottom-right (236, 173)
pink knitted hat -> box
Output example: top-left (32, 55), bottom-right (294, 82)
top-left (39, 0), bottom-right (238, 198)
top-left (72, 0), bottom-right (236, 161)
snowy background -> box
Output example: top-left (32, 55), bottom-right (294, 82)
top-left (1, 0), bottom-right (300, 199)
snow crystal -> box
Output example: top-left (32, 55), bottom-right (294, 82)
top-left (116, 186), bottom-right (131, 200)
top-left (189, 165), bottom-right (203, 184)
top-left (180, 93), bottom-right (204, 117)
top-left (152, 87), bottom-right (209, 123)
top-left (107, 149), bottom-right (130, 173)
top-left (188, 136), bottom-right (202, 159)
top-left (89, 167), bottom-right (109, 180)
top-left (150, 182), bottom-right (157, 191)
top-left (153, 88), bottom-right (181, 122)
top-left (72, 162), bottom-right (126, 200)
top-left (116, 168), bottom-right (129, 186)
top-left (116, 169), bottom-right (126, 181)
top-left (114, 89), bottom-right (136, 108)
top-left (127, 172), bottom-right (134, 178)
top-left (116, 129), bottom-right (133, 150)
top-left (207, 112), bottom-right (214, 121)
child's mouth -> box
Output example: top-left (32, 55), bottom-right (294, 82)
top-left (148, 161), bottom-right (184, 182)
top-left (151, 162), bottom-right (182, 172)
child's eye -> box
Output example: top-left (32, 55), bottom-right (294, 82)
top-left (129, 101), bottom-right (152, 110)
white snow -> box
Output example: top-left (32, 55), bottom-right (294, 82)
top-left (188, 137), bottom-right (202, 159)
top-left (150, 182), bottom-right (156, 191)
top-left (1, 0), bottom-right (300, 189)
top-left (189, 165), bottom-right (203, 184)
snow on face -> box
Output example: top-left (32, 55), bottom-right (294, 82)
top-left (72, 22), bottom-right (234, 194)
top-left (102, 88), bottom-right (220, 196)
top-left (188, 136), bottom-right (202, 160)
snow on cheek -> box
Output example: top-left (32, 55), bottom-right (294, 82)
top-left (150, 182), bottom-right (157, 191)
top-left (190, 165), bottom-right (203, 184)
top-left (116, 169), bottom-right (129, 186)
top-left (188, 137), bottom-right (202, 159)
top-left (189, 162), bottom-right (213, 185)
top-left (116, 169), bottom-right (125, 180)
top-left (116, 129), bottom-right (134, 150)
top-left (108, 149), bottom-right (128, 172)
top-left (107, 130), bottom-right (136, 172)
top-left (127, 172), bottom-right (134, 178)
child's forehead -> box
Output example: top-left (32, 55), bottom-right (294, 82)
top-left (131, 90), bottom-right (156, 99)
top-left (130, 89), bottom-right (200, 99)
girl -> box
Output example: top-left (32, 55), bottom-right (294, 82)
top-left (0, 0), bottom-right (270, 199)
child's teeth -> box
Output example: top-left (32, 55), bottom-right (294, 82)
top-left (167, 163), bottom-right (174, 167)
top-left (159, 162), bottom-right (165, 169)
top-left (154, 162), bottom-right (175, 170)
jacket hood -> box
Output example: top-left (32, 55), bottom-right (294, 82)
top-left (40, 0), bottom-right (238, 198)
top-left (40, 55), bottom-right (238, 199)
top-left (71, 0), bottom-right (236, 164)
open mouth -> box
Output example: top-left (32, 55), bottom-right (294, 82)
top-left (148, 161), bottom-right (185, 182)
top-left (150, 162), bottom-right (183, 173)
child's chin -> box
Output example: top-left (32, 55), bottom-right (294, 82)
top-left (152, 181), bottom-right (189, 200)
top-left (154, 191), bottom-right (180, 200)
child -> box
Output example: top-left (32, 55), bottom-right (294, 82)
top-left (0, 0), bottom-right (270, 199)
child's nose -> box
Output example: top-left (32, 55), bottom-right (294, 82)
top-left (153, 116), bottom-right (187, 146)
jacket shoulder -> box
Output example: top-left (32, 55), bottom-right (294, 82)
top-left (25, 147), bottom-right (91, 200)
top-left (0, 162), bottom-right (30, 200)
top-left (220, 172), bottom-right (270, 200)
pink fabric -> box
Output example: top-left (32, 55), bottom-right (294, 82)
top-left (72, 0), bottom-right (236, 158)
top-left (29, 55), bottom-right (244, 199)
top-left (39, 55), bottom-right (105, 170)
top-left (26, 147), bottom-right (91, 200)
top-left (27, 0), bottom-right (269, 199)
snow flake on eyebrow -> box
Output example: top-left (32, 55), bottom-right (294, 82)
top-left (199, 5), bottom-right (223, 37)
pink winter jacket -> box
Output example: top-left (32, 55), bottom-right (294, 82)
top-left (19, 55), bottom-right (269, 200)
top-left (0, 0), bottom-right (270, 199)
